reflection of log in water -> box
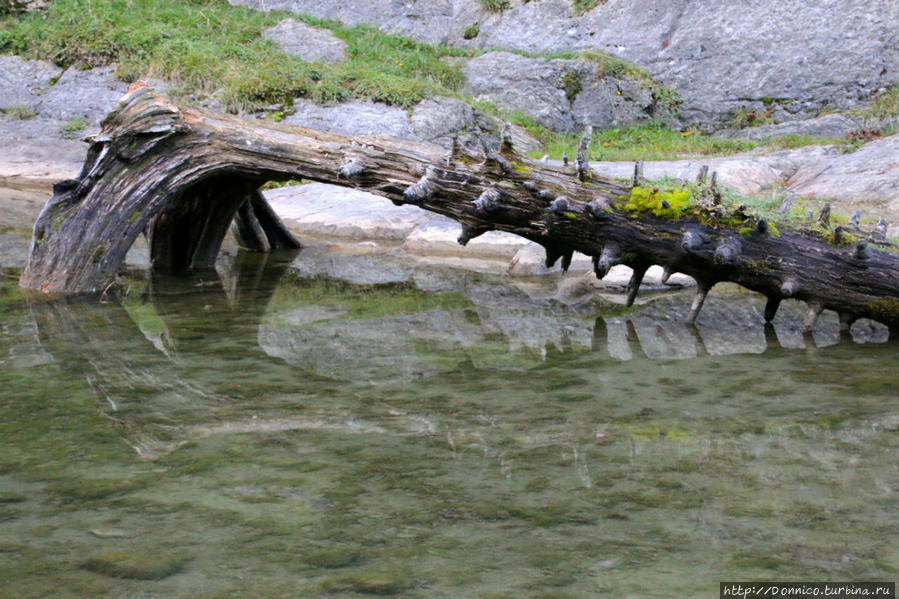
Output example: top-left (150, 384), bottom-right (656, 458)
top-left (27, 250), bottom-right (322, 457)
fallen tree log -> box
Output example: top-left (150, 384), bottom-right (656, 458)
top-left (19, 86), bottom-right (899, 336)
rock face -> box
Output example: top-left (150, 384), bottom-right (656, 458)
top-left (230, 0), bottom-right (899, 126)
top-left (262, 19), bottom-right (347, 64)
top-left (463, 51), bottom-right (663, 133)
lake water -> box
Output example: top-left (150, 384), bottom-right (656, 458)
top-left (0, 191), bottom-right (897, 598)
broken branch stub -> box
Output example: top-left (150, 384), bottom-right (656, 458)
top-left (19, 88), bottom-right (899, 335)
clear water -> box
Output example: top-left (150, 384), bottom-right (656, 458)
top-left (1, 234), bottom-right (897, 598)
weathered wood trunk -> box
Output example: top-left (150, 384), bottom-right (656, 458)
top-left (19, 86), bottom-right (899, 335)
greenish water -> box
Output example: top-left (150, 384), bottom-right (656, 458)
top-left (1, 246), bottom-right (897, 598)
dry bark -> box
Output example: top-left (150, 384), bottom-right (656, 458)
top-left (19, 87), bottom-right (899, 335)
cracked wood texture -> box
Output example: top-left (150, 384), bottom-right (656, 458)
top-left (19, 87), bottom-right (899, 335)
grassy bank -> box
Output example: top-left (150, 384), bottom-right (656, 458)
top-left (0, 0), bottom-right (467, 112)
top-left (2, 0), bottom-right (891, 162)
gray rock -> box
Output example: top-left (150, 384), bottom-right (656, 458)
top-left (719, 113), bottom-right (861, 141)
top-left (410, 95), bottom-right (543, 154)
top-left (582, 146), bottom-right (838, 196)
top-left (402, 220), bottom-right (529, 259)
top-left (787, 133), bottom-right (899, 214)
top-left (506, 242), bottom-right (593, 275)
top-left (0, 55), bottom-right (128, 184)
top-left (0, 55), bottom-right (127, 123)
top-left (463, 51), bottom-right (576, 133)
top-left (264, 183), bottom-right (436, 240)
top-left (262, 18), bottom-right (347, 64)
top-left (462, 51), bottom-right (661, 133)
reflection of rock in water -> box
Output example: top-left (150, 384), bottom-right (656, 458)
top-left (23, 247), bottom-right (892, 461)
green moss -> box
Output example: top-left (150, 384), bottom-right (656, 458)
top-left (128, 210), bottom-right (140, 222)
top-left (573, 0), bottom-right (608, 15)
top-left (738, 227), bottom-right (753, 236)
top-left (59, 115), bottom-right (88, 136)
top-left (48, 477), bottom-right (148, 502)
top-left (512, 162), bottom-right (532, 173)
top-left (559, 70), bottom-right (583, 103)
top-left (479, 0), bottom-right (511, 12)
top-left (321, 570), bottom-right (412, 595)
top-left (865, 299), bottom-right (899, 325)
top-left (462, 22), bottom-right (480, 39)
top-left (81, 551), bottom-right (192, 580)
top-left (304, 546), bottom-right (364, 569)
top-left (0, 491), bottom-right (26, 503)
top-left (623, 185), bottom-right (691, 219)
top-left (730, 550), bottom-right (790, 570)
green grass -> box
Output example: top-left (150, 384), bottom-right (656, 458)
top-left (1, 103), bottom-right (37, 119)
top-left (511, 118), bottom-right (853, 162)
top-left (479, 0), bottom-right (511, 12)
top-left (854, 84), bottom-right (899, 132)
top-left (59, 115), bottom-right (88, 136)
top-left (573, 0), bottom-right (608, 14)
top-left (0, 0), bottom-right (467, 112)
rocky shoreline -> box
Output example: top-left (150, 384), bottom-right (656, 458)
top-left (1, 51), bottom-right (897, 281)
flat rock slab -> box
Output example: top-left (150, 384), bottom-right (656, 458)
top-left (402, 220), bottom-right (530, 259)
top-left (787, 134), bottom-right (899, 223)
top-left (718, 113), bottom-right (861, 141)
top-left (264, 183), bottom-right (437, 240)
top-left (262, 18), bottom-right (347, 64)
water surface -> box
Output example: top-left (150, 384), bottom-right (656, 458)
top-left (1, 218), bottom-right (896, 598)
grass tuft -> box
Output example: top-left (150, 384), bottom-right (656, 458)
top-left (1, 103), bottom-right (37, 119)
top-left (479, 0), bottom-right (511, 12)
top-left (59, 115), bottom-right (88, 136)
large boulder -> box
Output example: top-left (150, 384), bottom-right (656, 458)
top-left (463, 51), bottom-right (660, 133)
